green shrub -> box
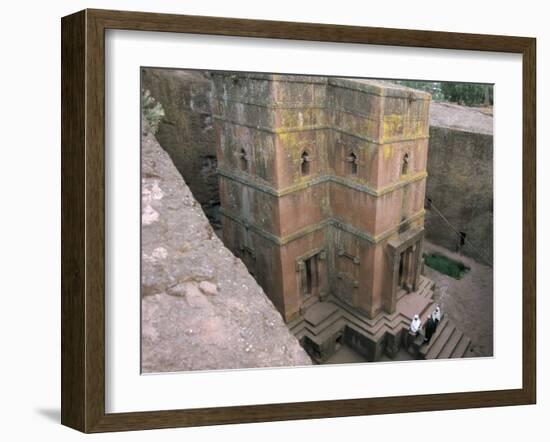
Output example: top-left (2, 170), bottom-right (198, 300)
top-left (423, 253), bottom-right (470, 279)
top-left (392, 80), bottom-right (493, 106)
top-left (141, 89), bottom-right (165, 134)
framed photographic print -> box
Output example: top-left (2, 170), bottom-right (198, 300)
top-left (61, 9), bottom-right (536, 433)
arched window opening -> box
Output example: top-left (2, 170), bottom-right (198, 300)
top-left (239, 148), bottom-right (248, 172)
top-left (301, 151), bottom-right (310, 176)
top-left (346, 152), bottom-right (358, 175)
top-left (401, 153), bottom-right (409, 176)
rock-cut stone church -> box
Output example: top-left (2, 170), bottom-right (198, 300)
top-left (213, 73), bottom-right (469, 362)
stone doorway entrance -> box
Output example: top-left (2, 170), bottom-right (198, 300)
top-left (398, 245), bottom-right (416, 292)
top-left (387, 228), bottom-right (425, 313)
top-left (303, 255), bottom-right (318, 297)
top-left (296, 248), bottom-right (327, 305)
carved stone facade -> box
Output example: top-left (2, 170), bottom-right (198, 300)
top-left (213, 73), bottom-right (431, 323)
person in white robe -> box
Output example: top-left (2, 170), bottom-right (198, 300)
top-left (432, 305), bottom-right (441, 325)
top-left (410, 314), bottom-right (422, 336)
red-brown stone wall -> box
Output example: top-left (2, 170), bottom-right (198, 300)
top-left (215, 73), bottom-right (431, 321)
top-left (219, 176), bottom-right (281, 235)
top-left (220, 216), bottom-right (287, 317)
top-left (278, 184), bottom-right (331, 237)
top-left (329, 183), bottom-right (378, 235)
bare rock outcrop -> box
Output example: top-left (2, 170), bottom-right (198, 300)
top-left (429, 102), bottom-right (493, 135)
top-left (141, 123), bottom-right (312, 373)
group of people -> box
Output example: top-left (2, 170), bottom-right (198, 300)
top-left (409, 305), bottom-right (442, 344)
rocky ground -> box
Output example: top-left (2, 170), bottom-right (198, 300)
top-left (429, 102), bottom-right (493, 135)
top-left (141, 121), bottom-right (312, 373)
top-left (423, 241), bottom-right (494, 357)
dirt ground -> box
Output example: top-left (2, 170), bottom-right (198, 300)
top-left (423, 241), bottom-right (494, 357)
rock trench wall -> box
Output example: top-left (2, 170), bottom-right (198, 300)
top-left (425, 104), bottom-right (493, 265)
top-left (141, 68), bottom-right (220, 226)
top-left (141, 120), bottom-right (312, 372)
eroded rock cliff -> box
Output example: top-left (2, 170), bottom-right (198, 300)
top-left (141, 121), bottom-right (312, 372)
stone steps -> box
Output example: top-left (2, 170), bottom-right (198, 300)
top-left (451, 334), bottom-right (472, 358)
top-left (295, 274), bottom-right (438, 351)
top-left (423, 320), bottom-right (453, 359)
top-left (332, 298), bottom-right (408, 341)
top-left (397, 276), bottom-right (433, 301)
top-left (396, 288), bottom-right (407, 300)
top-left (297, 306), bottom-right (404, 344)
top-left (291, 303), bottom-right (343, 341)
top-left (344, 310), bottom-right (407, 343)
top-left (412, 316), bottom-right (471, 360)
top-left (331, 295), bottom-right (402, 330)
top-left (437, 327), bottom-right (462, 359)
top-left (313, 318), bottom-right (346, 344)
top-left (418, 276), bottom-right (432, 292)
top-left (418, 282), bottom-right (434, 300)
top-left (289, 274), bottom-right (471, 363)
top-left (303, 302), bottom-right (339, 326)
top-left (292, 300), bottom-right (409, 350)
top-left (295, 313), bottom-right (343, 340)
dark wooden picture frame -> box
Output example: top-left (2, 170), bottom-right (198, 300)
top-left (61, 8), bottom-right (536, 433)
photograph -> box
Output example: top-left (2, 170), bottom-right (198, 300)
top-left (140, 69), bottom-right (494, 373)
top-left (0, 0), bottom-right (543, 438)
